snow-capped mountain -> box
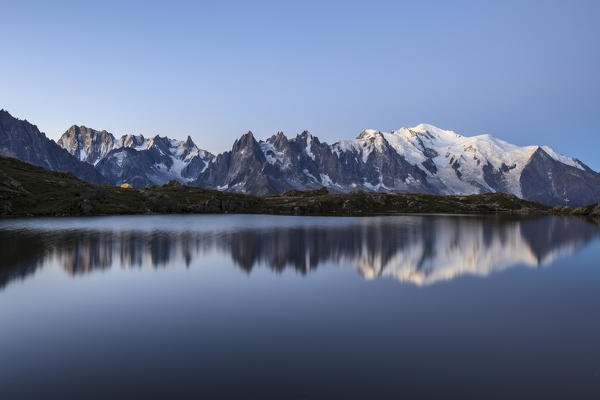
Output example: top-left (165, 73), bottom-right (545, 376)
top-left (193, 130), bottom-right (436, 196)
top-left (57, 125), bottom-right (119, 165)
top-left (193, 124), bottom-right (600, 206)
top-left (3, 108), bottom-right (599, 206)
top-left (0, 111), bottom-right (108, 184)
top-left (58, 125), bottom-right (214, 187)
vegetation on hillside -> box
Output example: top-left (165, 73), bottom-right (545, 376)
top-left (2, 156), bottom-right (599, 218)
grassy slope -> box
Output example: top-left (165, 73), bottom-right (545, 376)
top-left (2, 155), bottom-right (598, 218)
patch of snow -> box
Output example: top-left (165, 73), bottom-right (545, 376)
top-left (305, 135), bottom-right (316, 160)
top-left (167, 155), bottom-right (191, 181)
top-left (303, 168), bottom-right (318, 182)
top-left (363, 174), bottom-right (389, 191)
top-left (260, 141), bottom-right (286, 166)
top-left (111, 150), bottom-right (127, 167)
top-left (540, 146), bottom-right (584, 170)
top-left (319, 173), bottom-right (341, 188)
top-left (200, 158), bottom-right (212, 173)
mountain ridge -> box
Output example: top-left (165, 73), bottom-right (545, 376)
top-left (0, 110), bottom-right (109, 184)
top-left (191, 123), bottom-right (600, 206)
top-left (2, 109), bottom-right (599, 206)
top-left (57, 122), bottom-right (215, 187)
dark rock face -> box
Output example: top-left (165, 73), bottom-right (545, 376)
top-left (57, 125), bottom-right (117, 165)
top-left (181, 155), bottom-right (209, 179)
top-left (191, 128), bottom-right (600, 206)
top-left (483, 161), bottom-right (510, 194)
top-left (194, 132), bottom-right (276, 195)
top-left (520, 148), bottom-right (600, 207)
top-left (0, 110), bottom-right (108, 184)
top-left (332, 132), bottom-right (433, 193)
top-left (95, 147), bottom-right (160, 187)
top-left (194, 130), bottom-right (439, 196)
top-left (118, 134), bottom-right (146, 148)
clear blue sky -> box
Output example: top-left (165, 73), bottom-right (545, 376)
top-left (2, 0), bottom-right (599, 169)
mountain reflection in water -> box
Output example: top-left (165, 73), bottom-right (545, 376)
top-left (1, 215), bottom-right (598, 290)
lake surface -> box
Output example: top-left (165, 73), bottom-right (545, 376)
top-left (1, 214), bottom-right (599, 399)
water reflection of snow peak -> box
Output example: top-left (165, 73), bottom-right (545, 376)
top-left (0, 215), bottom-right (598, 288)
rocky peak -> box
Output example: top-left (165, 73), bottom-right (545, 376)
top-left (232, 131), bottom-right (261, 152)
top-left (0, 109), bottom-right (16, 124)
top-left (147, 135), bottom-right (171, 153)
top-left (293, 130), bottom-right (321, 147)
top-left (0, 110), bottom-right (109, 184)
top-left (65, 124), bottom-right (79, 133)
top-left (57, 125), bottom-right (117, 165)
top-left (267, 131), bottom-right (289, 148)
top-left (119, 134), bottom-right (146, 148)
top-left (356, 129), bottom-right (379, 140)
top-left (520, 147), bottom-right (600, 206)
top-left (295, 130), bottom-right (319, 145)
top-left (183, 135), bottom-right (196, 149)
top-left (240, 130), bottom-right (255, 140)
top-left (60, 125), bottom-right (116, 144)
top-left (151, 134), bottom-right (169, 144)
top-left (265, 133), bottom-right (292, 159)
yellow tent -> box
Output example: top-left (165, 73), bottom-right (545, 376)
top-left (120, 183), bottom-right (133, 189)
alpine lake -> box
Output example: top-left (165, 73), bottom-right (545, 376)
top-left (1, 214), bottom-right (599, 399)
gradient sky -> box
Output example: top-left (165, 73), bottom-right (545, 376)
top-left (2, 0), bottom-right (599, 169)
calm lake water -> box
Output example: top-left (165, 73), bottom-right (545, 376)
top-left (1, 214), bottom-right (599, 399)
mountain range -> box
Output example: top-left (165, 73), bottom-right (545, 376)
top-left (0, 110), bottom-right (108, 184)
top-left (1, 109), bottom-right (599, 206)
top-left (57, 124), bottom-right (214, 188)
